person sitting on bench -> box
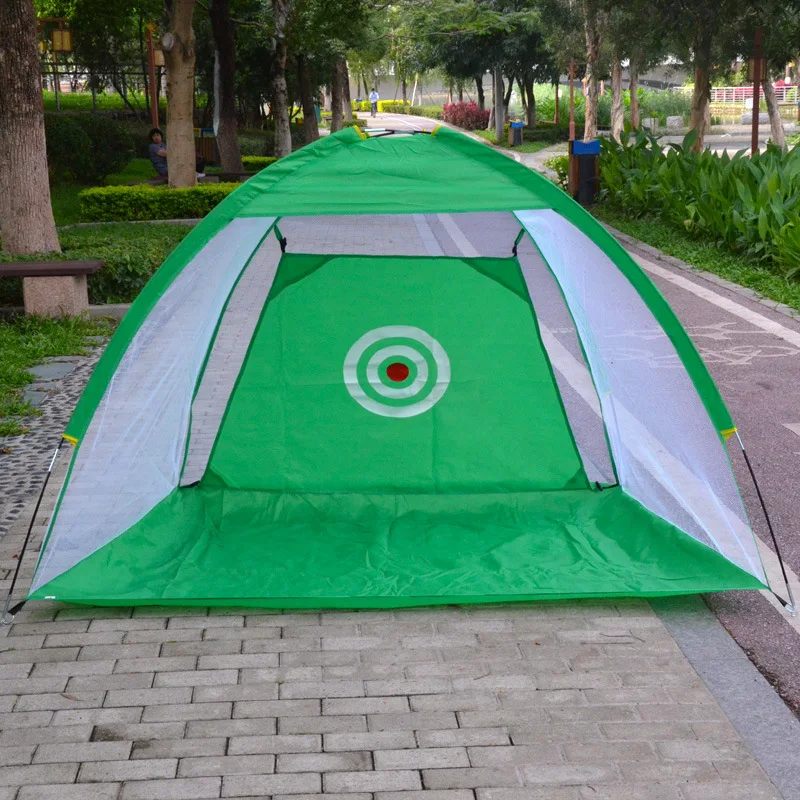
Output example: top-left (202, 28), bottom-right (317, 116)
top-left (148, 128), bottom-right (206, 179)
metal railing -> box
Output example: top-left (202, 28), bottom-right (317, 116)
top-left (671, 84), bottom-right (798, 104)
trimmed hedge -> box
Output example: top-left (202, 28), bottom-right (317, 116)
top-left (79, 184), bottom-right (238, 222)
top-left (241, 156), bottom-right (279, 170)
top-left (341, 118), bottom-right (367, 129)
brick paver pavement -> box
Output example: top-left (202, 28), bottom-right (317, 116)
top-left (0, 472), bottom-right (783, 800)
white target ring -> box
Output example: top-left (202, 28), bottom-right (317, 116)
top-left (343, 326), bottom-right (450, 417)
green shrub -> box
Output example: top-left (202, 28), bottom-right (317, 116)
top-left (73, 115), bottom-right (134, 182)
top-left (378, 102), bottom-right (443, 119)
top-left (44, 114), bottom-right (134, 183)
top-left (544, 154), bottom-right (569, 188)
top-left (45, 114), bottom-right (92, 182)
top-left (341, 118), bottom-right (367, 129)
top-left (238, 135), bottom-right (267, 156)
top-left (241, 156), bottom-right (279, 170)
top-left (79, 183), bottom-right (238, 222)
top-left (600, 130), bottom-right (800, 279)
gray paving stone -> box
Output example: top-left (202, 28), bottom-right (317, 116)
top-left (679, 782), bottom-right (783, 800)
top-left (576, 784), bottom-right (681, 800)
top-left (91, 722), bottom-right (186, 742)
top-left (186, 718), bottom-right (278, 738)
top-left (323, 696), bottom-right (410, 715)
top-left (229, 734), bottom-right (321, 755)
top-left (278, 715), bottom-right (367, 734)
top-left (368, 711), bottom-right (458, 731)
top-left (193, 683), bottom-right (279, 702)
top-left (0, 745), bottom-right (36, 767)
top-left (0, 762), bottom-right (79, 785)
top-left (280, 680), bottom-right (364, 699)
top-left (122, 777), bottom-right (221, 799)
top-left (179, 754), bottom-right (276, 776)
top-left (375, 747), bottom-right (470, 770)
top-left (34, 741), bottom-right (132, 763)
top-left (277, 751), bottom-right (372, 772)
top-left (422, 767), bottom-right (522, 789)
top-left (79, 758), bottom-right (178, 782)
top-left (376, 792), bottom-right (476, 800)
top-left (417, 728), bottom-right (510, 748)
top-left (233, 699), bottom-right (320, 718)
top-left (222, 773), bottom-right (321, 796)
top-left (467, 745), bottom-right (563, 766)
top-left (131, 738), bottom-right (227, 759)
top-left (324, 731), bottom-right (417, 752)
top-left (18, 786), bottom-right (121, 800)
top-left (324, 770), bottom-right (422, 793)
top-left (142, 701), bottom-right (232, 722)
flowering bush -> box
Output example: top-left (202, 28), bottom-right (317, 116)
top-left (442, 101), bottom-right (490, 130)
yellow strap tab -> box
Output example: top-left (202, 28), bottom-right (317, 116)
top-left (62, 434), bottom-right (78, 445)
top-left (431, 125), bottom-right (442, 136)
top-left (720, 427), bottom-right (738, 440)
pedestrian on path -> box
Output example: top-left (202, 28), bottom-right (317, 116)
top-left (369, 88), bottom-right (379, 118)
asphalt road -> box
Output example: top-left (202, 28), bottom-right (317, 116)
top-left (366, 111), bottom-right (800, 714)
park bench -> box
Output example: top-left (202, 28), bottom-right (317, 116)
top-left (0, 260), bottom-right (104, 317)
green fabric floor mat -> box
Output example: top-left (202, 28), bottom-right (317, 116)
top-left (30, 486), bottom-right (765, 606)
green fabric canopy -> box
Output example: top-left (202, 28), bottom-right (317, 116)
top-left (28, 127), bottom-right (766, 609)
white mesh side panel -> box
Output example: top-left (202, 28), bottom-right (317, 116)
top-left (31, 217), bottom-right (275, 593)
top-left (516, 209), bottom-right (764, 581)
top-left (180, 236), bottom-right (282, 485)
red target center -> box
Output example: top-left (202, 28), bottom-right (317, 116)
top-left (386, 362), bottom-right (410, 383)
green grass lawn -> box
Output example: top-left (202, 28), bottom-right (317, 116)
top-left (103, 158), bottom-right (157, 186)
top-left (593, 205), bottom-right (800, 313)
top-left (471, 128), bottom-right (558, 153)
top-left (0, 315), bottom-right (114, 437)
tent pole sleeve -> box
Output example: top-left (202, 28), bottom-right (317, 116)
top-left (735, 431), bottom-right (796, 617)
top-left (1, 439), bottom-right (64, 624)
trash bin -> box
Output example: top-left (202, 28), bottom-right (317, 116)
top-left (314, 102), bottom-right (321, 124)
top-left (508, 120), bottom-right (524, 147)
top-left (568, 139), bottom-right (600, 206)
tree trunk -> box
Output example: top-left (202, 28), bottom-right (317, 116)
top-left (402, 79), bottom-right (407, 104)
top-left (503, 75), bottom-right (513, 117)
top-left (0, 0), bottom-right (60, 254)
top-left (458, 82), bottom-right (463, 102)
top-left (524, 77), bottom-right (535, 128)
top-left (270, 0), bottom-right (292, 157)
top-left (330, 59), bottom-right (344, 132)
top-left (494, 66), bottom-right (504, 141)
top-left (475, 75), bottom-right (485, 110)
top-left (342, 61), bottom-right (353, 121)
top-left (209, 0), bottom-right (243, 172)
top-left (297, 54), bottom-right (319, 143)
top-left (583, 0), bottom-right (600, 141)
top-left (629, 56), bottom-right (640, 130)
top-left (689, 30), bottom-right (712, 152)
top-left (762, 76), bottom-right (786, 150)
top-left (164, 0), bottom-right (197, 187)
top-left (611, 50), bottom-right (623, 141)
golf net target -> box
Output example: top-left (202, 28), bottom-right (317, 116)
top-left (343, 326), bottom-right (450, 417)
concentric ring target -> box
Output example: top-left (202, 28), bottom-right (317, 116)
top-left (343, 326), bottom-right (450, 417)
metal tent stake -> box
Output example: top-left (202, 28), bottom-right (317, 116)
top-left (735, 431), bottom-right (797, 617)
top-left (1, 439), bottom-right (64, 625)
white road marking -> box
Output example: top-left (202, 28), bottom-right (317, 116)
top-left (437, 214), bottom-right (479, 257)
top-left (782, 423), bottom-right (800, 438)
top-left (633, 255), bottom-right (800, 350)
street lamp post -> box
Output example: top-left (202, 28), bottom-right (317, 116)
top-left (145, 24), bottom-right (160, 129)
